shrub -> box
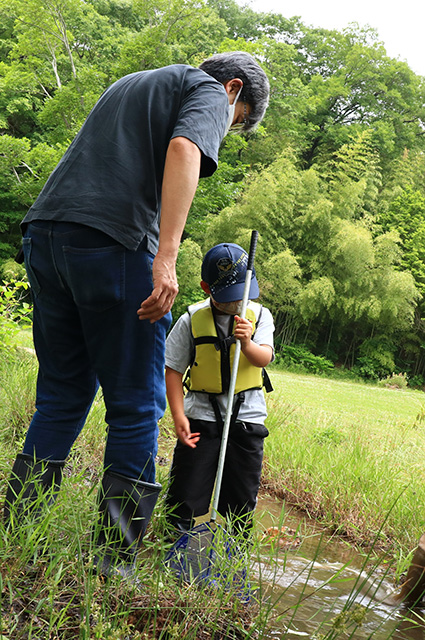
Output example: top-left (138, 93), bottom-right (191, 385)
top-left (377, 372), bottom-right (409, 390)
top-left (277, 344), bottom-right (334, 375)
top-left (408, 374), bottom-right (425, 389)
top-left (353, 337), bottom-right (396, 380)
top-left (0, 280), bottom-right (32, 355)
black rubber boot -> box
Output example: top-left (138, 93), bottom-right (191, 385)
top-left (3, 453), bottom-right (65, 527)
top-left (93, 470), bottom-right (162, 580)
top-left (165, 512), bottom-right (194, 542)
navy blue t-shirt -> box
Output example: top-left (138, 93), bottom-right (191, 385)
top-left (23, 65), bottom-right (229, 252)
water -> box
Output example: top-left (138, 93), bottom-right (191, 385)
top-left (255, 496), bottom-right (425, 639)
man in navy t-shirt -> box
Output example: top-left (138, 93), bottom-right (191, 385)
top-left (4, 52), bottom-right (269, 580)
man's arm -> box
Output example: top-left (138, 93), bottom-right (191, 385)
top-left (137, 136), bottom-right (201, 323)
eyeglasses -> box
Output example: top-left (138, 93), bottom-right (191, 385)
top-left (229, 101), bottom-right (249, 133)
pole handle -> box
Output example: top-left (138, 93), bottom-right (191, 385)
top-left (247, 230), bottom-right (258, 272)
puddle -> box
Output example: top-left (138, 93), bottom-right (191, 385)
top-left (255, 495), bottom-right (425, 639)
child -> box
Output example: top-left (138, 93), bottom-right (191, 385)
top-left (164, 242), bottom-right (274, 539)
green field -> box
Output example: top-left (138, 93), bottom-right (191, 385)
top-left (268, 370), bottom-right (424, 426)
top-left (262, 369), bottom-right (425, 556)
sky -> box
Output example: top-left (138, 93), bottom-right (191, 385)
top-left (240, 0), bottom-right (425, 77)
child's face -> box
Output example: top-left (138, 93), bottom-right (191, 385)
top-left (211, 298), bottom-right (242, 315)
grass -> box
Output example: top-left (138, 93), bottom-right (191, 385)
top-left (0, 347), bottom-right (269, 639)
top-left (1, 340), bottom-right (424, 638)
top-left (267, 369), bottom-right (424, 425)
top-left (11, 327), bottom-right (34, 351)
top-left (263, 368), bottom-right (425, 557)
top-left (0, 479), bottom-right (259, 639)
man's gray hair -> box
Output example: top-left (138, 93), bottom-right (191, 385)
top-left (199, 51), bottom-right (270, 131)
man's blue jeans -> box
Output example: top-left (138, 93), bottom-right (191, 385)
top-left (21, 221), bottom-right (171, 483)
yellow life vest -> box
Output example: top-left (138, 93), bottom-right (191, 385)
top-left (186, 299), bottom-right (264, 395)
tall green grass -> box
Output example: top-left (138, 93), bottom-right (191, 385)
top-left (0, 347), bottom-right (422, 638)
top-left (0, 473), bottom-right (261, 639)
top-left (264, 369), bottom-right (425, 556)
top-left (0, 351), bottom-right (262, 638)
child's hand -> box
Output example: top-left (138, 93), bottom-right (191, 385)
top-left (234, 315), bottom-right (253, 347)
top-left (175, 416), bottom-right (200, 449)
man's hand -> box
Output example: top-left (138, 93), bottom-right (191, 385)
top-left (137, 136), bottom-right (201, 323)
top-left (137, 251), bottom-right (179, 323)
top-left (174, 415), bottom-right (200, 449)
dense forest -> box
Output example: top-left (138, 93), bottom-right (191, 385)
top-left (1, 0), bottom-right (425, 384)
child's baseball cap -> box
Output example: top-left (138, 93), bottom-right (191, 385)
top-left (201, 242), bottom-right (260, 302)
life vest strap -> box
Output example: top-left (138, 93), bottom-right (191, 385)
top-left (193, 334), bottom-right (236, 353)
top-left (263, 368), bottom-right (273, 393)
top-left (208, 391), bottom-right (246, 428)
top-left (193, 337), bottom-right (217, 346)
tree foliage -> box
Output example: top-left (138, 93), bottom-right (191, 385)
top-left (1, 0), bottom-right (425, 378)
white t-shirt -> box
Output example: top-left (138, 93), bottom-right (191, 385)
top-left (165, 302), bottom-right (275, 423)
